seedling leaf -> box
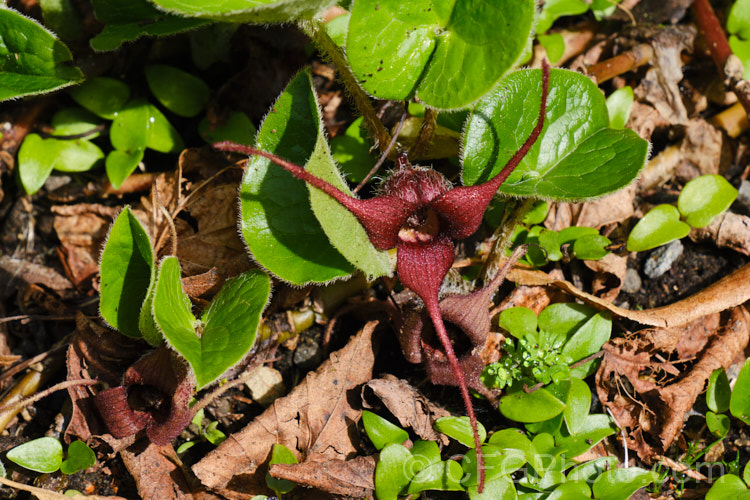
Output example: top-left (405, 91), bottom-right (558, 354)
top-left (707, 368), bottom-right (731, 414)
top-left (464, 68), bottom-right (648, 200)
top-left (7, 437), bottom-right (63, 474)
top-left (706, 474), bottom-right (750, 500)
top-left (592, 467), bottom-right (659, 500)
top-left (499, 387), bottom-right (565, 423)
top-left (60, 441), bottom-right (96, 474)
top-left (677, 174), bottom-right (738, 228)
top-left (627, 204), bottom-right (691, 251)
top-left (563, 377), bottom-right (591, 434)
top-left (69, 77), bottom-right (130, 119)
top-left (347, 0), bottom-right (535, 109)
top-left (0, 7), bottom-right (83, 101)
top-left (706, 411), bottom-right (730, 437)
top-left (434, 416), bottom-right (487, 448)
top-left (51, 108), bottom-right (102, 138)
top-left (362, 410), bottom-right (408, 450)
top-left (266, 443), bottom-right (297, 496)
top-left (238, 69), bottom-right (355, 284)
top-left (462, 444), bottom-right (525, 487)
top-left (375, 443), bottom-right (413, 500)
top-left (100, 207), bottom-right (154, 338)
top-left (406, 460), bottom-right (464, 494)
top-left (145, 64), bottom-right (210, 118)
top-left (498, 307), bottom-right (538, 339)
top-left (731, 358), bottom-right (750, 425)
top-left (606, 86), bottom-right (634, 129)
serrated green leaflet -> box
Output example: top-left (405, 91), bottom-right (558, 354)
top-left (100, 207), bottom-right (154, 338)
top-left (464, 68), bottom-right (649, 200)
top-left (145, 64), bottom-right (210, 118)
top-left (149, 0), bottom-right (336, 23)
top-left (153, 257), bottom-right (271, 389)
top-left (239, 70), bottom-right (354, 284)
top-left (347, 0), bottom-right (535, 109)
top-left (0, 7), bottom-right (83, 101)
top-left (626, 204), bottom-right (690, 251)
top-left (7, 437), bottom-right (63, 474)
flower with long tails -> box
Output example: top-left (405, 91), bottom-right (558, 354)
top-left (215, 61), bottom-right (549, 491)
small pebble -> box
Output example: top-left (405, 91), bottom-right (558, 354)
top-left (621, 268), bottom-right (642, 294)
top-left (293, 338), bottom-right (323, 369)
top-left (736, 179), bottom-right (750, 214)
top-left (643, 239), bottom-right (684, 278)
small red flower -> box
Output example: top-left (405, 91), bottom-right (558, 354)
top-left (215, 61), bottom-right (549, 490)
top-left (94, 346), bottom-right (195, 446)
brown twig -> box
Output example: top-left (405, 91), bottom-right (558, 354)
top-left (353, 111), bottom-right (407, 193)
top-left (587, 44), bottom-right (654, 84)
top-left (0, 379), bottom-right (100, 415)
top-left (692, 0), bottom-right (750, 116)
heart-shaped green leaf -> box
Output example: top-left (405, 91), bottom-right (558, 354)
top-left (100, 206), bottom-right (154, 338)
top-left (627, 204), bottom-right (691, 251)
top-left (266, 443), bottom-right (297, 496)
top-left (464, 68), bottom-right (649, 200)
top-left (706, 411), bottom-right (730, 437)
top-left (0, 7), bottom-right (83, 101)
top-left (17, 136), bottom-right (103, 195)
top-left (362, 410), bottom-right (409, 450)
top-left (677, 174), bottom-right (738, 228)
top-left (145, 64), bottom-right (210, 118)
top-left (731, 359), bottom-right (750, 425)
top-left (499, 387), bottom-right (565, 423)
top-left (239, 70), bottom-right (354, 284)
top-left (153, 257), bottom-right (271, 388)
top-left (69, 77), bottom-right (130, 119)
top-left (60, 441), bottom-right (96, 475)
top-left (149, 0), bottom-right (336, 23)
top-left (7, 437), bottom-right (63, 473)
top-left (89, 0), bottom-right (208, 52)
top-left (347, 0), bottom-right (535, 109)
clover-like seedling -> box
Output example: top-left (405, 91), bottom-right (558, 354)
top-left (215, 61), bottom-right (550, 492)
top-left (6, 437), bottom-right (96, 475)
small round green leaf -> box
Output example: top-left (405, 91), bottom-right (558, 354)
top-left (731, 358), bottom-right (750, 425)
top-left (106, 149), bottom-right (144, 189)
top-left (60, 441), bottom-right (96, 474)
top-left (592, 467), bottom-right (658, 500)
top-left (464, 68), bottom-right (649, 200)
top-left (499, 388), bottom-right (565, 423)
top-left (17, 133), bottom-right (60, 194)
top-left (69, 77), bottom-right (130, 119)
top-left (706, 411), bottom-right (730, 438)
top-left (706, 474), bottom-right (750, 500)
top-left (561, 311), bottom-right (612, 365)
top-left (538, 303), bottom-right (593, 338)
top-left (434, 416), bottom-right (486, 448)
top-left (707, 368), bottom-right (731, 414)
top-left (406, 460), bottom-right (464, 494)
top-left (677, 174), bottom-right (738, 228)
top-left (627, 204), bottom-right (691, 252)
top-left (7, 437), bottom-right (63, 473)
top-left (571, 233), bottom-right (610, 260)
top-left (199, 112), bottom-right (256, 146)
top-left (0, 7), bottom-right (83, 101)
top-left (362, 410), bottom-right (408, 450)
top-left (145, 103), bottom-right (184, 153)
top-left (51, 108), bottom-right (102, 138)
top-left (347, 0), bottom-right (535, 109)
top-left (537, 0), bottom-right (589, 33)
top-left (729, 0), bottom-right (750, 80)
top-left (100, 206), bottom-right (154, 338)
top-left (498, 307), bottom-right (538, 339)
top-left (606, 86), bottom-right (634, 129)
top-left (145, 64), bottom-right (210, 118)
top-left (375, 443), bottom-right (413, 500)
top-left (110, 99), bottom-right (150, 153)
top-left (538, 33), bottom-right (565, 63)
top-left (266, 443), bottom-right (297, 496)
top-left (489, 428), bottom-right (543, 473)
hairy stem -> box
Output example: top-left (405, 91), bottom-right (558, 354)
top-left (423, 298), bottom-right (485, 493)
top-left (479, 198), bottom-right (535, 283)
top-left (408, 106), bottom-right (438, 160)
top-left (299, 19), bottom-right (392, 152)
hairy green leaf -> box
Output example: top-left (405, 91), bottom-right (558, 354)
top-left (7, 437), bottom-right (63, 474)
top-left (149, 0), bottom-right (337, 23)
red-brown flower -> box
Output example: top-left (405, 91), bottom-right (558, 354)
top-left (215, 61), bottom-right (549, 490)
top-left (94, 346), bottom-right (195, 446)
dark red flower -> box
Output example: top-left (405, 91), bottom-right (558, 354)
top-left (94, 346), bottom-right (195, 446)
top-left (215, 61), bottom-right (549, 490)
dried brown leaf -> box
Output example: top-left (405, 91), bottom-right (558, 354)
top-left (364, 375), bottom-right (450, 445)
top-left (691, 212), bottom-right (750, 257)
top-left (192, 322), bottom-right (379, 489)
top-left (508, 261), bottom-right (750, 327)
top-left (269, 455), bottom-right (376, 498)
top-left (120, 443), bottom-right (206, 500)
